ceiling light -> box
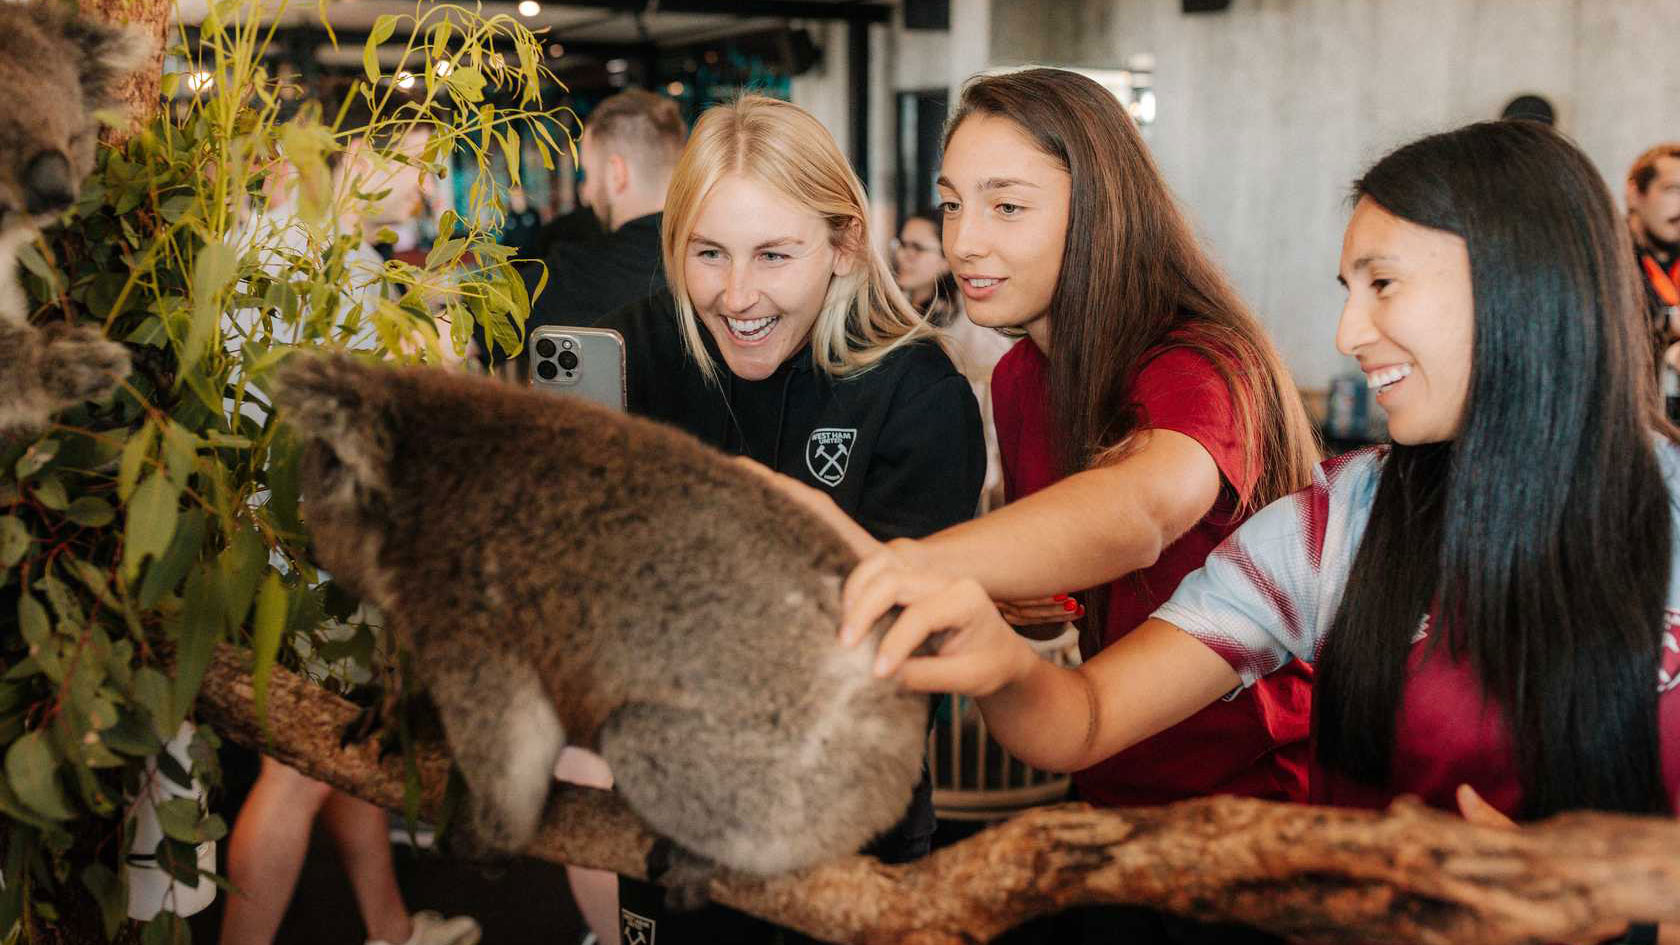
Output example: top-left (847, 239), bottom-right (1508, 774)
top-left (517, 0), bottom-right (540, 16)
top-left (395, 71), bottom-right (416, 90)
top-left (186, 71), bottom-right (214, 92)
top-left (606, 58), bottom-right (628, 74)
top-left (434, 60), bottom-right (453, 77)
top-left (666, 81), bottom-right (684, 96)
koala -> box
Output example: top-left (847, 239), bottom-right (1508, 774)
top-left (273, 354), bottom-right (929, 888)
top-left (0, 2), bottom-right (149, 434)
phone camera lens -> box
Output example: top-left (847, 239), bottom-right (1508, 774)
top-left (561, 338), bottom-right (575, 350)
top-left (535, 337), bottom-right (558, 358)
top-left (557, 350), bottom-right (579, 370)
top-left (536, 360), bottom-right (559, 380)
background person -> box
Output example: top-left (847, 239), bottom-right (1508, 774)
top-left (1628, 142), bottom-right (1680, 419)
top-left (478, 89), bottom-right (687, 366)
top-left (893, 208), bottom-right (1011, 513)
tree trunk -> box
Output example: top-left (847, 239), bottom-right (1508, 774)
top-left (197, 643), bottom-right (1680, 945)
top-left (80, 0), bottom-right (169, 137)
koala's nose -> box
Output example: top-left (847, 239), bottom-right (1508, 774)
top-left (23, 152), bottom-right (74, 215)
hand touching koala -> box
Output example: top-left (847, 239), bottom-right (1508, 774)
top-left (0, 2), bottom-right (149, 434)
top-left (273, 354), bottom-right (929, 888)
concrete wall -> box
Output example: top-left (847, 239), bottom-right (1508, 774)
top-left (987, 0), bottom-right (1680, 389)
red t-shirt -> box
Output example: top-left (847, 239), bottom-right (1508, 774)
top-left (990, 338), bottom-right (1313, 806)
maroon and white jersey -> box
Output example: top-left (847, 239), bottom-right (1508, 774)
top-left (1156, 445), bottom-right (1680, 815)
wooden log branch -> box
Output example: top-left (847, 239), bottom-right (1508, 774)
top-left (198, 642), bottom-right (1680, 945)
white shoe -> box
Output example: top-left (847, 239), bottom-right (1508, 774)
top-left (367, 910), bottom-right (482, 945)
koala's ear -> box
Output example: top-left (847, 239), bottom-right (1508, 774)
top-left (271, 353), bottom-right (396, 497)
top-left (56, 13), bottom-right (156, 107)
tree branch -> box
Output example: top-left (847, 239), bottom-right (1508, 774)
top-left (197, 643), bottom-right (1680, 945)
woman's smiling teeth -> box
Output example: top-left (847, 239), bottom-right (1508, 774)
top-left (965, 277), bottom-right (1001, 288)
top-left (1366, 362), bottom-right (1414, 394)
top-left (724, 314), bottom-right (779, 341)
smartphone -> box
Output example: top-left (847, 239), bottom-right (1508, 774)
top-left (528, 325), bottom-right (626, 411)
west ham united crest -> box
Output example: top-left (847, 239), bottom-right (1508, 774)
top-left (621, 909), bottom-right (656, 945)
top-left (805, 427), bottom-right (857, 487)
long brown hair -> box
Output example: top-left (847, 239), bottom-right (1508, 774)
top-left (948, 69), bottom-right (1318, 508)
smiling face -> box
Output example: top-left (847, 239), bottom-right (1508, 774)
top-left (683, 173), bottom-right (850, 380)
top-left (937, 115), bottom-right (1071, 350)
top-left (1336, 197), bottom-right (1475, 445)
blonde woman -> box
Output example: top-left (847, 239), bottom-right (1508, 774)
top-left (563, 95), bottom-right (984, 944)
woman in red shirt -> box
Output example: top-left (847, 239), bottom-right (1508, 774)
top-left (782, 68), bottom-right (1321, 944)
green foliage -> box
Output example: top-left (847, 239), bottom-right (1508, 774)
top-left (0, 0), bottom-right (567, 936)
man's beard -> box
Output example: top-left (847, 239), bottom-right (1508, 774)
top-left (1636, 215), bottom-right (1680, 260)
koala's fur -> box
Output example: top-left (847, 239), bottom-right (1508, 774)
top-left (0, 3), bottom-right (149, 434)
top-left (274, 354), bottom-right (929, 881)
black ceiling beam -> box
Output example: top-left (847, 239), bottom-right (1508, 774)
top-left (509, 0), bottom-right (891, 22)
top-left (181, 25), bottom-right (658, 63)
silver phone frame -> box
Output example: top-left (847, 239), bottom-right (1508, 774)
top-left (527, 325), bottom-right (628, 411)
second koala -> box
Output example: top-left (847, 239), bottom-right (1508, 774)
top-left (274, 354), bottom-right (929, 882)
top-left (0, 2), bottom-right (148, 434)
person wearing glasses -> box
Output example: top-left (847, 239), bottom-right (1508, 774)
top-left (895, 209), bottom-right (1013, 510)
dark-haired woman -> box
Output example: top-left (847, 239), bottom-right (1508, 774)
top-left (837, 119), bottom-right (1679, 945)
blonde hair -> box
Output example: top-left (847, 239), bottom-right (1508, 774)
top-left (662, 95), bottom-right (933, 381)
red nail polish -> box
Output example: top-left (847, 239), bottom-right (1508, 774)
top-left (1076, 606), bottom-right (1086, 617)
top-left (1053, 594), bottom-right (1068, 602)
top-left (1063, 599), bottom-right (1077, 612)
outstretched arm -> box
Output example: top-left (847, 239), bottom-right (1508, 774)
top-left (845, 565), bottom-right (1238, 773)
top-left (888, 429), bottom-right (1222, 601)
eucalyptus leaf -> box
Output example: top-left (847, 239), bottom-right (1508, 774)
top-left (167, 567), bottom-right (223, 730)
top-left (153, 797), bottom-right (204, 843)
top-left (101, 707), bottom-right (163, 757)
top-left (81, 861), bottom-right (126, 940)
top-left (32, 474), bottom-right (68, 510)
top-left (138, 507), bottom-right (207, 610)
top-left (251, 572), bottom-right (287, 730)
top-left (219, 527), bottom-right (267, 628)
top-left (123, 473), bottom-right (180, 580)
top-left (153, 838), bottom-right (202, 889)
top-left (17, 593), bottom-right (49, 649)
top-left (130, 668), bottom-right (174, 742)
top-left (14, 438), bottom-right (59, 479)
top-left (0, 515), bottom-right (29, 567)
top-left (4, 731), bottom-right (75, 821)
top-left (185, 240), bottom-right (239, 366)
top-left (161, 421), bottom-right (198, 485)
top-left (118, 421), bottom-right (157, 501)
top-left (17, 242), bottom-right (62, 295)
top-left (364, 14), bottom-right (398, 83)
top-left (66, 496), bottom-right (115, 527)
top-left (446, 65), bottom-right (486, 102)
